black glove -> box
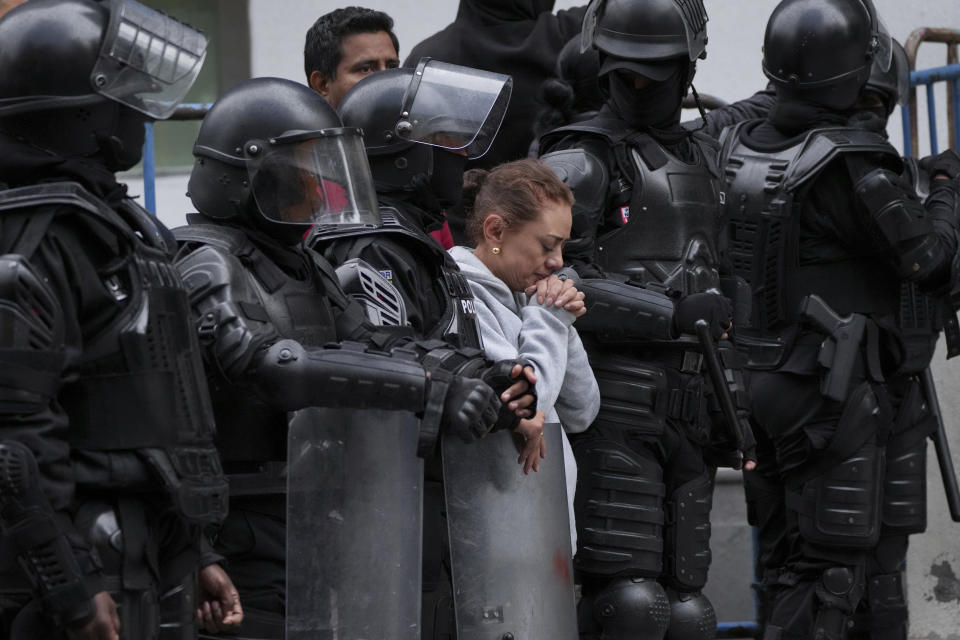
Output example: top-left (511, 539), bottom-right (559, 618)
top-left (674, 291), bottom-right (733, 339)
top-left (920, 148), bottom-right (960, 181)
top-left (437, 372), bottom-right (500, 442)
top-left (481, 359), bottom-right (538, 432)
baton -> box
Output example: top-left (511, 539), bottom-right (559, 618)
top-left (694, 319), bottom-right (747, 460)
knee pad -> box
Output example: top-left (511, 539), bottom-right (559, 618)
top-left (591, 577), bottom-right (671, 640)
top-left (574, 438), bottom-right (665, 577)
top-left (788, 440), bottom-right (883, 548)
top-left (812, 566), bottom-right (865, 640)
top-left (664, 589), bottom-right (716, 640)
top-left (665, 473), bottom-right (713, 590)
top-left (882, 437), bottom-right (927, 535)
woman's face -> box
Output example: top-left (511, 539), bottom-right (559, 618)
top-left (484, 198), bottom-right (572, 292)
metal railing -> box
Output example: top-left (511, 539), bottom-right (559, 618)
top-left (141, 102), bottom-right (212, 214)
top-left (902, 28), bottom-right (960, 156)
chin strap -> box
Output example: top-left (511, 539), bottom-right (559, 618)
top-left (689, 84), bottom-right (709, 124)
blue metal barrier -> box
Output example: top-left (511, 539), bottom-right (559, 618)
top-left (902, 63), bottom-right (960, 156)
top-left (140, 102), bottom-right (212, 214)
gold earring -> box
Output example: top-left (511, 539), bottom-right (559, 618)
top-left (491, 247), bottom-right (501, 255)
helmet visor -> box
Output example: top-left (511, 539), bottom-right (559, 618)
top-left (247, 129), bottom-right (381, 228)
top-left (580, 0), bottom-right (601, 53)
top-left (863, 0), bottom-right (893, 73)
top-left (397, 59), bottom-right (512, 159)
top-left (91, 0), bottom-right (207, 119)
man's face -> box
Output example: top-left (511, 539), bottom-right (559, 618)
top-left (310, 30), bottom-right (399, 108)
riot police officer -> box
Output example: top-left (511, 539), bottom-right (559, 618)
top-left (538, 1), bottom-right (754, 638)
top-left (173, 77), bottom-right (535, 639)
top-left (0, 1), bottom-right (239, 638)
top-left (717, 2), bottom-right (960, 638)
top-left (737, 33), bottom-right (960, 639)
top-left (310, 59), bottom-right (512, 360)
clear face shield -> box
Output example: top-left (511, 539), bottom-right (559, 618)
top-left (580, 0), bottom-right (708, 60)
top-left (246, 128), bottom-right (382, 229)
top-left (891, 40), bottom-right (910, 108)
top-left (394, 58), bottom-right (512, 160)
top-left (90, 0), bottom-right (207, 119)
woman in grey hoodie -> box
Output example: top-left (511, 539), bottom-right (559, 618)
top-left (449, 158), bottom-right (601, 551)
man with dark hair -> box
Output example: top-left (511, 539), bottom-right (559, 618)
top-left (304, 6), bottom-right (400, 108)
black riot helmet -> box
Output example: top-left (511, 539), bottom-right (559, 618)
top-left (188, 77), bottom-right (380, 244)
top-left (865, 38), bottom-right (910, 116)
top-left (0, 0), bottom-right (207, 170)
top-left (580, 0), bottom-right (708, 129)
top-left (762, 0), bottom-right (893, 110)
top-left (338, 58), bottom-right (511, 223)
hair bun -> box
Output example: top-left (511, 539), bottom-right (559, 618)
top-left (455, 168), bottom-right (489, 227)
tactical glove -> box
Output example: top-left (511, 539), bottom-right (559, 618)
top-left (674, 291), bottom-right (733, 339)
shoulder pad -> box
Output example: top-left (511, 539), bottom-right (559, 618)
top-left (692, 130), bottom-right (721, 154)
top-left (173, 222), bottom-right (249, 254)
top-left (0, 181), bottom-right (129, 238)
top-left (785, 127), bottom-right (901, 192)
top-left (539, 113), bottom-right (632, 153)
top-left (308, 206), bottom-right (447, 263)
top-left (541, 147), bottom-right (609, 218)
top-left (174, 223), bottom-right (287, 294)
top-left (690, 131), bottom-right (721, 178)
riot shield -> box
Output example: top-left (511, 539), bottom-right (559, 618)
top-left (442, 423), bottom-right (578, 640)
top-left (286, 407), bottom-right (423, 640)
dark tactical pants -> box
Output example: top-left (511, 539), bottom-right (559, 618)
top-left (744, 370), bottom-right (929, 640)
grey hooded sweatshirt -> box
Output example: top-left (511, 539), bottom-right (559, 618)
top-left (451, 245), bottom-right (599, 552)
top-left (450, 245), bottom-right (600, 432)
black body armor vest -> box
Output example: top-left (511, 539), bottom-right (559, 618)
top-left (311, 207), bottom-right (483, 350)
top-left (598, 134), bottom-right (721, 296)
top-left (717, 123), bottom-right (903, 368)
top-left (544, 117), bottom-right (722, 296)
top-left (0, 182), bottom-right (226, 523)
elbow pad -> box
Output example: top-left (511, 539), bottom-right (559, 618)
top-left (574, 278), bottom-right (676, 341)
top-left (0, 441), bottom-right (93, 627)
top-left (0, 255), bottom-right (65, 411)
top-left (855, 168), bottom-right (950, 282)
top-left (251, 339), bottom-right (427, 414)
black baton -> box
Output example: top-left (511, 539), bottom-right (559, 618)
top-left (920, 367), bottom-right (960, 522)
top-left (694, 319), bottom-right (747, 459)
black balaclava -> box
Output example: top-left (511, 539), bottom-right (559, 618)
top-left (601, 57), bottom-right (687, 132)
top-left (767, 95), bottom-right (853, 137)
top-left (407, 147), bottom-right (468, 231)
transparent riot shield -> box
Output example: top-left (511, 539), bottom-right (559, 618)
top-left (442, 423), bottom-right (578, 640)
top-left (286, 407), bottom-right (423, 640)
